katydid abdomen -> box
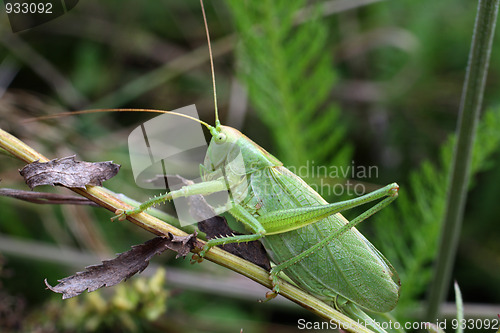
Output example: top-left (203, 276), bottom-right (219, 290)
top-left (236, 165), bottom-right (399, 313)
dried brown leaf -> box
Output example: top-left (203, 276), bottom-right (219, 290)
top-left (45, 233), bottom-right (199, 299)
top-left (19, 155), bottom-right (120, 189)
top-left (0, 188), bottom-right (97, 205)
top-left (197, 215), bottom-right (271, 271)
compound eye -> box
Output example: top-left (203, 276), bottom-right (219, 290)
top-left (215, 132), bottom-right (227, 144)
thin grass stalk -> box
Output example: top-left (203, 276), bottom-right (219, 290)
top-left (426, 0), bottom-right (500, 320)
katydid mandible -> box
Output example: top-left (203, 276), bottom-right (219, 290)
top-left (113, 0), bottom-right (400, 320)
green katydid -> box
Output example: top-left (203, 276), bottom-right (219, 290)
top-left (111, 0), bottom-right (401, 327)
top-left (116, 119), bottom-right (399, 309)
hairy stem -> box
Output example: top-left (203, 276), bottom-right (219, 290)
top-left (426, 0), bottom-right (500, 320)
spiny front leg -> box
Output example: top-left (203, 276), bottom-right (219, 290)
top-left (190, 232), bottom-right (265, 265)
top-left (112, 178), bottom-right (228, 221)
top-left (113, 192), bottom-right (173, 221)
top-left (197, 233), bottom-right (265, 258)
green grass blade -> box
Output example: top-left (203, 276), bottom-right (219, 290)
top-left (425, 0), bottom-right (500, 320)
top-left (454, 281), bottom-right (464, 333)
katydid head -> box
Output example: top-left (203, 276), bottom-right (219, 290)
top-left (204, 125), bottom-right (282, 178)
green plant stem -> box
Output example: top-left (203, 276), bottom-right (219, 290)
top-left (426, 0), bottom-right (499, 320)
top-left (0, 127), bottom-right (375, 333)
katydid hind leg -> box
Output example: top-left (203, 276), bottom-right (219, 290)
top-left (257, 183), bottom-right (398, 235)
top-left (197, 183), bottom-right (399, 297)
top-left (267, 185), bottom-right (398, 296)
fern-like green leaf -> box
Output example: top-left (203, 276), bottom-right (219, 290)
top-left (226, 0), bottom-right (352, 176)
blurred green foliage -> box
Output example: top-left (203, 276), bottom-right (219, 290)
top-left (1, 0), bottom-right (500, 332)
top-left (30, 269), bottom-right (169, 333)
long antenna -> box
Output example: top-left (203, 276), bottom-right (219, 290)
top-left (200, 0), bottom-right (220, 128)
top-left (24, 108), bottom-right (213, 130)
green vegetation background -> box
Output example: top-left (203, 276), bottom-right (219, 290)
top-left (0, 0), bottom-right (499, 332)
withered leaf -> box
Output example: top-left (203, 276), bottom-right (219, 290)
top-left (0, 188), bottom-right (97, 206)
top-left (197, 215), bottom-right (271, 271)
top-left (165, 232), bottom-right (201, 258)
top-left (171, 175), bottom-right (271, 271)
top-left (20, 155), bottom-right (120, 189)
top-left (45, 233), bottom-right (199, 299)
